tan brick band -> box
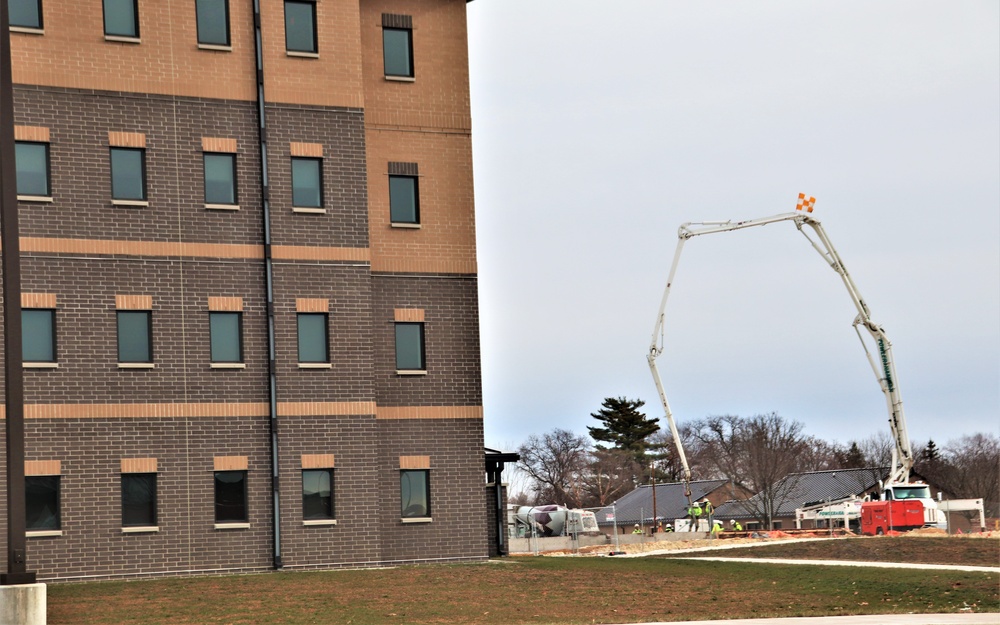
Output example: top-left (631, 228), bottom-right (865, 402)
top-left (278, 402), bottom-right (376, 417)
top-left (1, 403), bottom-right (477, 421)
top-left (296, 298), bottom-right (329, 313)
top-left (372, 258), bottom-right (477, 275)
top-left (214, 456), bottom-right (248, 471)
top-left (121, 458), bottom-right (158, 473)
top-left (22, 293), bottom-right (57, 309)
top-left (301, 454), bottom-right (335, 469)
top-left (19, 237), bottom-right (266, 260)
top-left (399, 455), bottom-right (430, 470)
top-left (202, 137), bottom-right (238, 153)
top-left (376, 406), bottom-right (483, 420)
top-left (16, 237), bottom-right (372, 264)
top-left (289, 142), bottom-right (324, 157)
top-left (270, 245), bottom-right (371, 262)
top-left (208, 297), bottom-right (244, 312)
top-left (115, 294), bottom-right (153, 310)
top-left (14, 126), bottom-right (49, 142)
top-left (3, 403), bottom-right (271, 420)
top-left (393, 308), bottom-right (424, 322)
top-left (25, 460), bottom-right (61, 476)
top-left (108, 131), bottom-right (146, 148)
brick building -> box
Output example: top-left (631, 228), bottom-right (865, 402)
top-left (2, 0), bottom-right (490, 581)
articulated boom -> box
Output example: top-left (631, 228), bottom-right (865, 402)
top-left (648, 211), bottom-right (913, 497)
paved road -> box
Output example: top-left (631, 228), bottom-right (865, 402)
top-left (610, 614), bottom-right (999, 625)
top-left (676, 556), bottom-right (999, 574)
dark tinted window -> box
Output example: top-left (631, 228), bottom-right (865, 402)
top-left (8, 0), bottom-right (43, 29)
top-left (389, 175), bottom-right (418, 224)
top-left (383, 28), bottom-right (413, 77)
top-left (22, 309), bottom-right (55, 363)
top-left (204, 153), bottom-right (236, 205)
top-left (400, 470), bottom-right (429, 518)
top-left (117, 310), bottom-right (152, 363)
top-left (103, 0), bottom-right (139, 37)
top-left (214, 471), bottom-right (247, 523)
top-left (196, 0), bottom-right (229, 46)
top-left (26, 475), bottom-right (60, 531)
top-left (122, 473), bottom-right (157, 527)
top-left (291, 157), bottom-right (322, 208)
top-left (210, 311), bottom-right (242, 363)
top-left (302, 469), bottom-right (333, 520)
top-left (110, 147), bottom-right (146, 201)
top-left (394, 322), bottom-right (424, 370)
top-left (297, 313), bottom-right (328, 363)
top-left (15, 142), bottom-right (50, 197)
top-left (284, 0), bottom-right (316, 53)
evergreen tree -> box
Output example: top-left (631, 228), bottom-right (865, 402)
top-left (922, 439), bottom-right (941, 464)
top-left (843, 441), bottom-right (865, 468)
top-left (587, 397), bottom-right (660, 466)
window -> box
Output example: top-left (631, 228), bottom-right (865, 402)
top-left (195, 0), bottom-right (229, 46)
top-left (395, 322), bottom-right (424, 371)
top-left (9, 0), bottom-right (42, 30)
top-left (210, 311), bottom-right (243, 363)
top-left (383, 28), bottom-right (413, 78)
top-left (110, 147), bottom-right (146, 201)
top-left (22, 309), bottom-right (56, 363)
top-left (103, 0), bottom-right (139, 38)
top-left (214, 470), bottom-right (248, 523)
top-left (389, 175), bottom-right (419, 224)
top-left (122, 473), bottom-right (156, 527)
top-left (297, 313), bottom-right (328, 363)
top-left (117, 310), bottom-right (152, 363)
top-left (291, 157), bottom-right (322, 209)
top-left (15, 141), bottom-right (50, 198)
top-left (302, 469), bottom-right (333, 521)
top-left (204, 153), bottom-right (236, 205)
top-left (26, 476), bottom-right (60, 531)
top-left (284, 0), bottom-right (316, 54)
top-left (400, 470), bottom-right (430, 518)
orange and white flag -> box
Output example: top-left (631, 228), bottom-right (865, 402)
top-left (796, 193), bottom-right (816, 213)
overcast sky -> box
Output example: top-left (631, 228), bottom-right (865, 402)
top-left (465, 1), bottom-right (999, 454)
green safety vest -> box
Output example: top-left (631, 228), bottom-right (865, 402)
top-left (688, 505), bottom-right (702, 517)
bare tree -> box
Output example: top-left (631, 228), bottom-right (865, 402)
top-left (647, 423), bottom-right (718, 482)
top-left (516, 429), bottom-right (591, 507)
top-left (580, 447), bottom-right (641, 507)
top-left (943, 433), bottom-right (1000, 519)
top-left (692, 413), bottom-right (809, 529)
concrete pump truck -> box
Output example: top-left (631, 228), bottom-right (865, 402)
top-left (647, 199), bottom-right (948, 534)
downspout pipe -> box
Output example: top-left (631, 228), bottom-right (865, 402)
top-left (251, 0), bottom-right (282, 570)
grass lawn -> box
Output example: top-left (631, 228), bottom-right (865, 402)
top-left (48, 546), bottom-right (998, 625)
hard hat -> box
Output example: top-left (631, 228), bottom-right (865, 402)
top-left (634, 523), bottom-right (640, 527)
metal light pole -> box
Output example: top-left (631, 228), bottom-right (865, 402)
top-left (0, 0), bottom-right (35, 586)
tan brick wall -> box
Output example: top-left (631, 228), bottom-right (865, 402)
top-left (10, 0), bottom-right (258, 101)
top-left (362, 0), bottom-right (476, 275)
top-left (360, 0), bottom-right (472, 131)
top-left (14, 126), bottom-right (49, 142)
top-left (393, 308), bottom-right (424, 322)
top-left (22, 293), bottom-right (57, 309)
top-left (207, 296), bottom-right (244, 312)
top-left (261, 0), bottom-right (365, 108)
top-left (366, 129), bottom-right (476, 273)
top-left (120, 457), bottom-right (158, 473)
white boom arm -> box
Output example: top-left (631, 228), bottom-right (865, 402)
top-left (647, 212), bottom-right (913, 494)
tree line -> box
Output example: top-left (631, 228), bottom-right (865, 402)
top-left (513, 397), bottom-right (999, 524)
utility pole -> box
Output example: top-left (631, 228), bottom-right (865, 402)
top-left (0, 0), bottom-right (36, 586)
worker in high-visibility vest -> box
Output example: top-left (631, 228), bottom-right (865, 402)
top-left (730, 520), bottom-right (743, 531)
